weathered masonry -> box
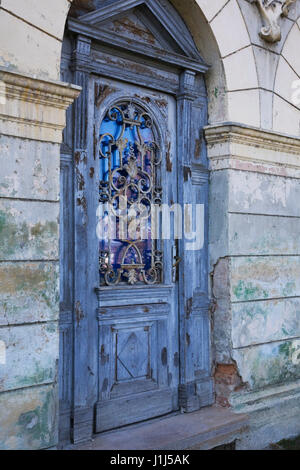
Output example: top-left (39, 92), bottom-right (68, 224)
top-left (1, 0), bottom-right (300, 450)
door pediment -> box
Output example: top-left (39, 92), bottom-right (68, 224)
top-left (68, 0), bottom-right (208, 73)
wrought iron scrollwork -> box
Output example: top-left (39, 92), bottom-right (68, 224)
top-left (98, 100), bottom-right (163, 286)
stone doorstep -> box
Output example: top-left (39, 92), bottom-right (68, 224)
top-left (71, 406), bottom-right (249, 451)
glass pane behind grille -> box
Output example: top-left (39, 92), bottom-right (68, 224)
top-left (99, 101), bottom-right (163, 286)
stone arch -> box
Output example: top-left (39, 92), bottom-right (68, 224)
top-left (171, 0), bottom-right (259, 127)
top-left (273, 18), bottom-right (300, 135)
top-left (0, 0), bottom-right (262, 127)
top-left (5, 0), bottom-right (300, 135)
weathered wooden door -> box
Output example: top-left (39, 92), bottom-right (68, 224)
top-left (60, 0), bottom-right (214, 444)
top-left (94, 77), bottom-right (179, 432)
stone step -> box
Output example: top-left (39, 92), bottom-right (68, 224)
top-left (71, 406), bottom-right (249, 450)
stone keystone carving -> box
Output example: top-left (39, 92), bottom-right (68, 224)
top-left (250, 0), bottom-right (296, 43)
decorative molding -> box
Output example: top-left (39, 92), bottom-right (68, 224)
top-left (250, 0), bottom-right (297, 43)
top-left (0, 68), bottom-right (81, 143)
top-left (71, 35), bottom-right (92, 73)
top-left (205, 122), bottom-right (300, 175)
top-left (68, 18), bottom-right (208, 74)
top-left (80, 0), bottom-right (144, 24)
top-left (96, 285), bottom-right (173, 308)
top-left (205, 122), bottom-right (300, 154)
top-left (90, 53), bottom-right (180, 95)
top-left (97, 303), bottom-right (170, 324)
top-left (79, 0), bottom-right (201, 59)
top-left (0, 68), bottom-right (81, 108)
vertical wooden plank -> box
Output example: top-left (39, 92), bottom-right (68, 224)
top-left (99, 324), bottom-right (113, 401)
top-left (59, 41), bottom-right (75, 444)
top-left (176, 71), bottom-right (213, 412)
top-left (71, 35), bottom-right (99, 444)
top-left (59, 155), bottom-right (74, 445)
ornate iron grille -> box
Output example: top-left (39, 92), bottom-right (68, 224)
top-left (99, 101), bottom-right (163, 286)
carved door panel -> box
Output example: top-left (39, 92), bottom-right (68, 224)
top-left (93, 76), bottom-right (179, 432)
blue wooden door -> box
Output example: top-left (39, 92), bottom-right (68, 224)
top-left (94, 77), bottom-right (179, 432)
top-left (59, 1), bottom-right (213, 442)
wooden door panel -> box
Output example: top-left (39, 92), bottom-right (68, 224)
top-left (94, 77), bottom-right (179, 432)
top-left (115, 326), bottom-right (151, 383)
top-left (97, 301), bottom-right (177, 431)
top-left (96, 389), bottom-right (174, 433)
top-left (102, 319), bottom-right (160, 399)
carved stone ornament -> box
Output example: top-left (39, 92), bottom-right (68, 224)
top-left (250, 0), bottom-right (296, 43)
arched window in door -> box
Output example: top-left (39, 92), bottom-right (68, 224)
top-left (98, 100), bottom-right (163, 286)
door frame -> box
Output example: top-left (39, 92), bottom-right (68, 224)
top-left (59, 0), bottom-right (213, 445)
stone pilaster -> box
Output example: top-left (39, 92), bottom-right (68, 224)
top-left (205, 122), bottom-right (300, 448)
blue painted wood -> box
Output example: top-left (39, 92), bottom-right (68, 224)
top-left (177, 72), bottom-right (213, 411)
top-left (93, 76), bottom-right (179, 431)
top-left (68, 0), bottom-right (208, 73)
top-left (71, 35), bottom-right (99, 444)
top-left (59, 40), bottom-right (75, 444)
top-left (59, 155), bottom-right (74, 444)
top-left (60, 0), bottom-right (212, 444)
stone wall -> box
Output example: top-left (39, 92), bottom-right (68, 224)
top-left (0, 0), bottom-right (79, 449)
top-left (177, 0), bottom-right (300, 447)
top-left (174, 0), bottom-right (300, 132)
top-left (0, 68), bottom-right (79, 449)
top-left (206, 123), bottom-right (300, 449)
top-left (0, 0), bottom-right (71, 80)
